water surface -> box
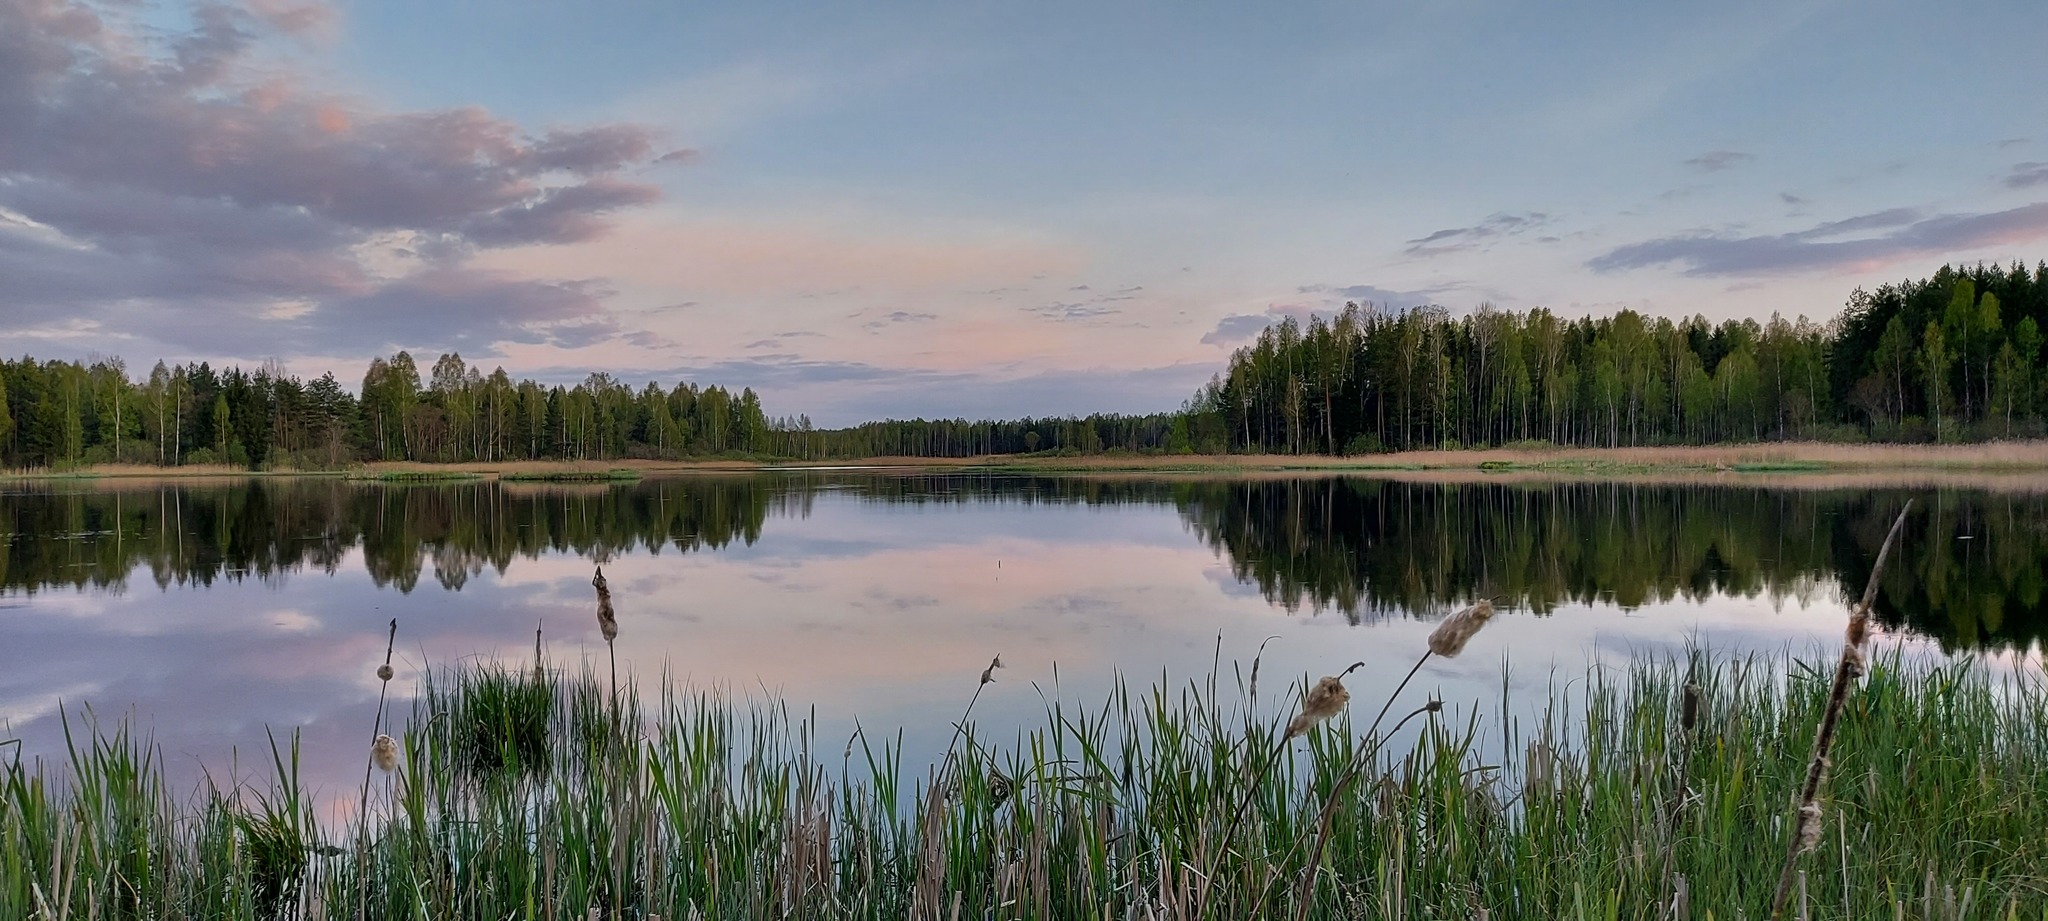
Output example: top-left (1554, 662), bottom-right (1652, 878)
top-left (3, 473), bottom-right (2041, 817)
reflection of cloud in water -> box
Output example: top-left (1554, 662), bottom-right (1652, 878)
top-left (1, 477), bottom-right (2025, 826)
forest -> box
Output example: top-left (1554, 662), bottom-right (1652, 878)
top-left (0, 350), bottom-right (1181, 469)
top-left (2, 261), bottom-right (2045, 469)
top-left (1187, 261), bottom-right (2048, 453)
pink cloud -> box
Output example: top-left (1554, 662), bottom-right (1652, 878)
top-left (0, 0), bottom-right (673, 358)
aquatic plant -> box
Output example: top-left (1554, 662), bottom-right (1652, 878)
top-left (3, 649), bottom-right (2047, 918)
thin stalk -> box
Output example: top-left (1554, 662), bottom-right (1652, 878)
top-left (355, 617), bottom-right (397, 921)
top-left (1767, 501), bottom-right (1912, 920)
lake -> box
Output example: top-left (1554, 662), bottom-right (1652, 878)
top-left (2, 472), bottom-right (2042, 820)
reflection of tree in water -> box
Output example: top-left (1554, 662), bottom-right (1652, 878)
top-left (0, 474), bottom-right (1185, 597)
top-left (1172, 479), bottom-right (2047, 652)
top-left (4, 475), bottom-right (2040, 651)
top-left (0, 478), bottom-right (784, 596)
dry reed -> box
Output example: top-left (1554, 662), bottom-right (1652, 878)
top-left (593, 566), bottom-right (619, 643)
top-left (1766, 500), bottom-right (1913, 920)
top-left (593, 566), bottom-right (619, 718)
top-left (1284, 599), bottom-right (1499, 921)
top-left (356, 618), bottom-right (398, 921)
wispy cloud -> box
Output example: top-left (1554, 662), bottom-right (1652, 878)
top-left (1682, 150), bottom-right (1755, 172)
top-left (1200, 315), bottom-right (1275, 346)
top-left (1295, 283), bottom-right (1457, 311)
top-left (1588, 203), bottom-right (2048, 277)
top-left (744, 331), bottom-right (828, 349)
top-left (861, 310), bottom-right (938, 332)
top-left (1403, 213), bottom-right (1550, 257)
top-left (2007, 163), bottom-right (2048, 189)
top-left (1027, 302), bottom-right (1122, 322)
top-left (1199, 286), bottom-right (1456, 348)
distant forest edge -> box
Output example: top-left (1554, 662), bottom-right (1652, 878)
top-left (1191, 260), bottom-right (2048, 454)
top-left (2, 261), bottom-right (2046, 470)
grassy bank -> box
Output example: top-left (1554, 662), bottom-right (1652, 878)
top-left (4, 644), bottom-right (2045, 919)
top-left (11, 440), bottom-right (2048, 482)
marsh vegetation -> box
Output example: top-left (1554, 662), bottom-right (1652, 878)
top-left (5, 637), bottom-right (2045, 919)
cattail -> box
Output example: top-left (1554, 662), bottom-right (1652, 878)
top-left (1285, 675), bottom-right (1351, 739)
top-left (1845, 612), bottom-right (1871, 648)
top-left (1843, 643), bottom-right (1867, 679)
top-left (593, 566), bottom-right (618, 642)
top-left (980, 655), bottom-right (1003, 685)
top-left (1794, 802), bottom-right (1823, 852)
top-left (376, 663), bottom-right (393, 682)
top-left (1427, 599), bottom-right (1496, 659)
top-left (1680, 680), bottom-right (1702, 733)
top-left (371, 734), bottom-right (398, 773)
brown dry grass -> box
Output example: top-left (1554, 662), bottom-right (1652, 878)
top-left (11, 439), bottom-right (2048, 484)
top-left (996, 440), bottom-right (2048, 470)
top-left (1366, 440), bottom-right (2048, 469)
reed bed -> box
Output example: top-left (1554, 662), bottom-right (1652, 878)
top-left (4, 647), bottom-right (2047, 920)
top-left (498, 469), bottom-right (644, 482)
top-left (341, 470), bottom-right (485, 483)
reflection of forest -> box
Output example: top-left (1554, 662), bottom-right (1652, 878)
top-left (0, 478), bottom-right (790, 594)
top-left (1172, 479), bottom-right (2047, 652)
top-left (3, 475), bottom-right (2039, 651)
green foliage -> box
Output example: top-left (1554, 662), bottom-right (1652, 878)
top-left (3, 261), bottom-right (2046, 470)
top-left (5, 652), bottom-right (2048, 919)
top-left (1198, 261), bottom-right (2048, 453)
top-left (434, 667), bottom-right (557, 784)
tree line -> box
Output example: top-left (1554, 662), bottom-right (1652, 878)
top-left (0, 349), bottom-right (1186, 469)
top-left (1188, 261), bottom-right (2048, 453)
top-left (0, 352), bottom-right (795, 470)
top-left (4, 261), bottom-right (2045, 470)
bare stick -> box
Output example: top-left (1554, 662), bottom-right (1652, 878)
top-left (355, 618), bottom-right (397, 920)
top-left (1767, 501), bottom-right (1912, 920)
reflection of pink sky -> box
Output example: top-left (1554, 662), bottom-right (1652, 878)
top-left (1, 490), bottom-right (1999, 828)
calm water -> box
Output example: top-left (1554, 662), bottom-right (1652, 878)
top-left (3, 473), bottom-right (2043, 816)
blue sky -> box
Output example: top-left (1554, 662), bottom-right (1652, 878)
top-left (3, 0), bottom-right (2045, 424)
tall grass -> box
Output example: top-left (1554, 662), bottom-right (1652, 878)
top-left (4, 648), bottom-right (2046, 919)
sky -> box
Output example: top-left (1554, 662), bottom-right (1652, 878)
top-left (3, 0), bottom-right (2046, 425)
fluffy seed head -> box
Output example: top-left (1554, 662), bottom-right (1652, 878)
top-left (372, 734), bottom-right (399, 773)
top-left (593, 566), bottom-right (619, 643)
top-left (1845, 612), bottom-right (1871, 648)
top-left (376, 663), bottom-right (393, 683)
top-left (980, 655), bottom-right (1003, 685)
top-left (1427, 599), bottom-right (1497, 659)
top-left (1285, 675), bottom-right (1351, 739)
top-left (1795, 802), bottom-right (1823, 852)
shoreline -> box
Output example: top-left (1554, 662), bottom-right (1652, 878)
top-left (9, 439), bottom-right (2048, 482)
